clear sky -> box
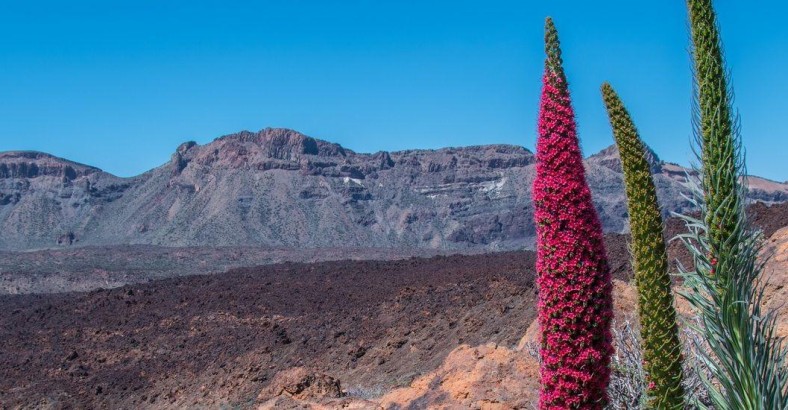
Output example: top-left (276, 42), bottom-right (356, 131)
top-left (1, 1), bottom-right (786, 181)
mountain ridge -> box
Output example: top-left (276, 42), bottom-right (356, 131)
top-left (5, 128), bottom-right (536, 179)
top-left (0, 127), bottom-right (785, 251)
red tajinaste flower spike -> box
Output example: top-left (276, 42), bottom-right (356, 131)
top-left (534, 18), bottom-right (614, 410)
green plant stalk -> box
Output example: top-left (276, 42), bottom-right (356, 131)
top-left (601, 83), bottom-right (685, 409)
top-left (688, 0), bottom-right (741, 290)
top-left (679, 0), bottom-right (788, 408)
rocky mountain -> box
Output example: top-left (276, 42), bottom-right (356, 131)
top-left (1, 128), bottom-right (786, 251)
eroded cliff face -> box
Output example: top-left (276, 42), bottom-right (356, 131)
top-left (0, 151), bottom-right (100, 180)
top-left (0, 151), bottom-right (130, 248)
top-left (1, 128), bottom-right (786, 250)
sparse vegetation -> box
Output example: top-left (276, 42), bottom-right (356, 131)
top-left (1, 1), bottom-right (787, 408)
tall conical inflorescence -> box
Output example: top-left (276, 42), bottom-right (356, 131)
top-left (534, 17), bottom-right (614, 410)
top-left (601, 83), bottom-right (685, 409)
top-left (678, 0), bottom-right (788, 407)
top-left (688, 0), bottom-right (741, 289)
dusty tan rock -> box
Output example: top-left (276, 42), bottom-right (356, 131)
top-left (261, 228), bottom-right (788, 409)
top-left (377, 343), bottom-right (540, 409)
top-left (670, 226), bottom-right (788, 337)
top-left (762, 226), bottom-right (788, 339)
top-left (258, 227), bottom-right (788, 410)
top-left (257, 395), bottom-right (375, 410)
top-left (256, 346), bottom-right (542, 409)
top-left (256, 367), bottom-right (377, 410)
top-left (259, 367), bottom-right (342, 402)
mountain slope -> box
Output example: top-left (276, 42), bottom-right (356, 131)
top-left (1, 128), bottom-right (785, 251)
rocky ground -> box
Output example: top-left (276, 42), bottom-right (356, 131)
top-left (0, 246), bottom-right (451, 295)
top-left (0, 202), bottom-right (785, 409)
top-left (0, 251), bottom-right (542, 409)
top-left (2, 201), bottom-right (783, 296)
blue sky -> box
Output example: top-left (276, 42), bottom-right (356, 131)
top-left (0, 1), bottom-right (786, 180)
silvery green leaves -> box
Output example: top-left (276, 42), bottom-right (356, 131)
top-left (678, 0), bottom-right (788, 407)
top-left (675, 1), bottom-right (788, 407)
top-left (674, 181), bottom-right (788, 409)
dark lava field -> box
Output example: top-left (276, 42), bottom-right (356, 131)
top-left (0, 202), bottom-right (785, 408)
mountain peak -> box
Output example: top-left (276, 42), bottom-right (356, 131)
top-left (214, 128), bottom-right (349, 158)
top-left (168, 128), bottom-right (355, 175)
top-left (587, 143), bottom-right (662, 173)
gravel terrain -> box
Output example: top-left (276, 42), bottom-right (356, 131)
top-left (0, 196), bottom-right (783, 409)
